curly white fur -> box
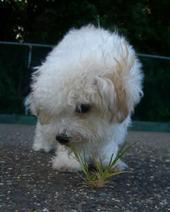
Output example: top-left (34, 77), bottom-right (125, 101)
top-left (29, 25), bottom-right (143, 172)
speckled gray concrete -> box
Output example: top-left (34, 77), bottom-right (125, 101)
top-left (0, 124), bottom-right (170, 212)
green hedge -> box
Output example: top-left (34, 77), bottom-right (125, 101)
top-left (0, 44), bottom-right (170, 122)
top-left (135, 57), bottom-right (170, 122)
top-left (0, 45), bottom-right (28, 114)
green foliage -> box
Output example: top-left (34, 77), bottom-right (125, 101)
top-left (0, 0), bottom-right (169, 55)
top-left (0, 0), bottom-right (170, 121)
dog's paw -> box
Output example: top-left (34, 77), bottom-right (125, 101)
top-left (32, 143), bottom-right (55, 153)
top-left (52, 155), bottom-right (81, 172)
top-left (114, 160), bottom-right (128, 171)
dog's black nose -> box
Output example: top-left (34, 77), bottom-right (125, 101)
top-left (56, 134), bottom-right (70, 145)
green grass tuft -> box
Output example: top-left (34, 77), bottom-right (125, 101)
top-left (69, 142), bottom-right (133, 188)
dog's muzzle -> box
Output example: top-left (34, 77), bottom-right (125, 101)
top-left (56, 133), bottom-right (70, 145)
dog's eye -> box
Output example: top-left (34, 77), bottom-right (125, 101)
top-left (75, 104), bottom-right (91, 113)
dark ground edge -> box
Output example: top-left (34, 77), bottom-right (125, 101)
top-left (0, 114), bottom-right (170, 132)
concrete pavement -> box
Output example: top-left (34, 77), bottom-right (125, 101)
top-left (0, 124), bottom-right (170, 211)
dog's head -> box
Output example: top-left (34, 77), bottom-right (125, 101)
top-left (29, 26), bottom-right (143, 146)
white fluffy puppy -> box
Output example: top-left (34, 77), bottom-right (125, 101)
top-left (29, 25), bottom-right (143, 171)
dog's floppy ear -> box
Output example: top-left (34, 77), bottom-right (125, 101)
top-left (95, 40), bottom-right (142, 123)
top-left (95, 76), bottom-right (116, 113)
top-left (95, 76), bottom-right (128, 123)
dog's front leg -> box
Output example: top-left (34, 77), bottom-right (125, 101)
top-left (99, 142), bottom-right (128, 171)
top-left (32, 121), bottom-right (55, 152)
top-left (52, 144), bottom-right (81, 172)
